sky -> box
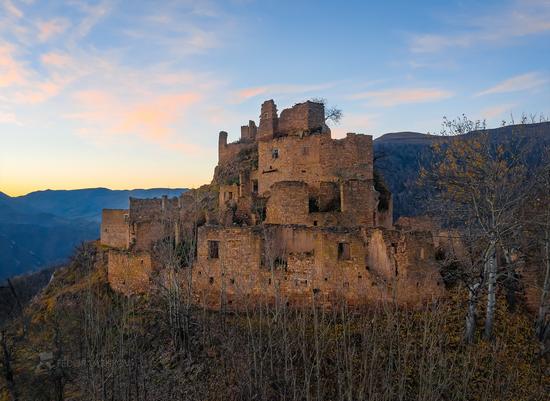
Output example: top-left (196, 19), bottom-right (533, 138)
top-left (0, 0), bottom-right (549, 196)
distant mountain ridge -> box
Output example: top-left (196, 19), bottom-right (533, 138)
top-left (2, 122), bottom-right (549, 281)
top-left (374, 122), bottom-right (550, 219)
top-left (13, 187), bottom-right (187, 222)
top-left (0, 187), bottom-right (187, 280)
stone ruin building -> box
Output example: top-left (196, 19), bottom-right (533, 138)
top-left (100, 99), bottom-right (444, 307)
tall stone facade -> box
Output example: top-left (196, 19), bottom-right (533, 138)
top-left (100, 99), bottom-right (444, 305)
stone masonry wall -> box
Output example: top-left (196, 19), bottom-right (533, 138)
top-left (108, 249), bottom-right (153, 295)
top-left (340, 179), bottom-right (378, 227)
top-left (257, 100), bottom-right (278, 141)
top-left (128, 197), bottom-right (180, 251)
top-left (192, 225), bottom-right (443, 309)
top-left (240, 120), bottom-right (257, 142)
top-left (265, 181), bottom-right (309, 225)
top-left (257, 132), bottom-right (374, 195)
top-left (100, 209), bottom-right (129, 248)
top-left (278, 101), bottom-right (325, 136)
top-left (218, 131), bottom-right (256, 166)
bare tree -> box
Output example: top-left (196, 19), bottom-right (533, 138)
top-left (310, 97), bottom-right (343, 125)
top-left (422, 117), bottom-right (529, 341)
top-left (524, 155), bottom-right (550, 351)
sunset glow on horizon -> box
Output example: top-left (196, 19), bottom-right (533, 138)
top-left (1, 0), bottom-right (549, 197)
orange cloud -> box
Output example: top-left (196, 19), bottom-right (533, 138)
top-left (68, 90), bottom-right (206, 154)
top-left (351, 88), bottom-right (453, 107)
top-left (238, 86), bottom-right (268, 100)
top-left (13, 81), bottom-right (63, 104)
top-left (116, 93), bottom-right (200, 140)
top-left (235, 83), bottom-right (336, 102)
top-left (37, 18), bottom-right (70, 42)
top-left (0, 44), bottom-right (26, 87)
top-left (40, 52), bottom-right (73, 68)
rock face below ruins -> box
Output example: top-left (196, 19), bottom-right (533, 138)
top-left (100, 99), bottom-right (444, 307)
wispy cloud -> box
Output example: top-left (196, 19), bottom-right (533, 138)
top-left (37, 18), bottom-right (71, 42)
top-left (235, 83), bottom-right (336, 102)
top-left (475, 72), bottom-right (548, 96)
top-left (410, 0), bottom-right (550, 53)
top-left (0, 110), bottom-right (21, 125)
top-left (0, 43), bottom-right (27, 87)
top-left (68, 89), bottom-right (203, 149)
top-left (480, 103), bottom-right (517, 119)
top-left (2, 0), bottom-right (23, 18)
top-left (73, 0), bottom-right (112, 38)
top-left (350, 87), bottom-right (453, 107)
top-left (0, 0), bottom-right (236, 154)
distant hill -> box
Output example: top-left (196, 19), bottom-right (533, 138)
top-left (0, 188), bottom-right (187, 280)
top-left (374, 122), bottom-right (550, 219)
top-left (14, 187), bottom-right (187, 222)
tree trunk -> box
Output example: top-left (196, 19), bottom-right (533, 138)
top-left (1, 330), bottom-right (18, 401)
top-left (465, 284), bottom-right (479, 344)
top-left (484, 242), bottom-right (497, 341)
top-left (502, 248), bottom-right (518, 311)
top-left (536, 233), bottom-right (550, 343)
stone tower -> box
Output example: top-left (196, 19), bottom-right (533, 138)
top-left (257, 99), bottom-right (278, 141)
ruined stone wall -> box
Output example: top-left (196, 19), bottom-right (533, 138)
top-left (318, 181), bottom-right (340, 212)
top-left (375, 197), bottom-right (393, 229)
top-left (192, 225), bottom-right (443, 309)
top-left (219, 184), bottom-right (239, 209)
top-left (107, 249), bottom-right (153, 295)
top-left (395, 216), bottom-right (437, 232)
top-left (367, 228), bottom-right (444, 303)
top-left (340, 179), bottom-right (378, 227)
top-left (193, 226), bottom-right (263, 308)
top-left (265, 181), bottom-right (309, 225)
top-left (128, 197), bottom-right (180, 251)
top-left (257, 132), bottom-right (374, 195)
top-left (132, 221), bottom-right (169, 251)
top-left (129, 197), bottom-right (179, 221)
top-left (240, 120), bottom-right (257, 142)
top-left (100, 209), bottom-right (129, 248)
top-left (257, 133), bottom-right (325, 194)
top-left (257, 100), bottom-right (278, 141)
top-left (217, 131), bottom-right (256, 166)
top-left (278, 101), bottom-right (325, 136)
top-left (320, 133), bottom-right (374, 181)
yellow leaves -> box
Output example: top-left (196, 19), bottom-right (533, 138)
top-left (0, 389), bottom-right (11, 401)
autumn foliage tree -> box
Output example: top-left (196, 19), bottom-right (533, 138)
top-left (422, 117), bottom-right (531, 342)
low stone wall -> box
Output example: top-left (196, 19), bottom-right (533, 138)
top-left (107, 250), bottom-right (153, 295)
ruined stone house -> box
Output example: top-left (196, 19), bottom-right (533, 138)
top-left (100, 99), bottom-right (444, 306)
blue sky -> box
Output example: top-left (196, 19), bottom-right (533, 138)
top-left (1, 0), bottom-right (549, 196)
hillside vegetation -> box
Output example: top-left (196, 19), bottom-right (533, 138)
top-left (0, 243), bottom-right (547, 401)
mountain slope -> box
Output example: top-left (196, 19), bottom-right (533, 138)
top-left (374, 122), bottom-right (550, 219)
top-left (0, 188), bottom-right (187, 280)
top-left (16, 187), bottom-right (187, 222)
